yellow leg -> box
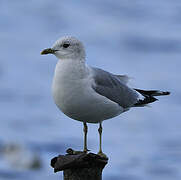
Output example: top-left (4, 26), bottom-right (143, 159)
top-left (83, 122), bottom-right (88, 153)
top-left (98, 122), bottom-right (103, 154)
top-left (97, 122), bottom-right (108, 159)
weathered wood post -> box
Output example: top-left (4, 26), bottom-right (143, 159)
top-left (51, 148), bottom-right (108, 180)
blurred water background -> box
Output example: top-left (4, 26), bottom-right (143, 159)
top-left (0, 0), bottom-right (180, 179)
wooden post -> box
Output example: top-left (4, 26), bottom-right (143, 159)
top-left (51, 148), bottom-right (108, 180)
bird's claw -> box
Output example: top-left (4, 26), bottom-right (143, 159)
top-left (97, 151), bottom-right (108, 160)
top-left (83, 149), bottom-right (91, 154)
top-left (66, 148), bottom-right (90, 155)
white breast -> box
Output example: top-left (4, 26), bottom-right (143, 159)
top-left (52, 59), bottom-right (124, 123)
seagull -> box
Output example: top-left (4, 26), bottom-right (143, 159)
top-left (41, 36), bottom-right (170, 157)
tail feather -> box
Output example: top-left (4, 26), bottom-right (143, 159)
top-left (134, 89), bottom-right (170, 107)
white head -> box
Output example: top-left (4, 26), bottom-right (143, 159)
top-left (41, 36), bottom-right (86, 60)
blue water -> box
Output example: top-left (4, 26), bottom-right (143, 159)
top-left (0, 0), bottom-right (180, 179)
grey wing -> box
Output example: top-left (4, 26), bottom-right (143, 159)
top-left (91, 68), bottom-right (139, 108)
top-left (115, 75), bottom-right (130, 84)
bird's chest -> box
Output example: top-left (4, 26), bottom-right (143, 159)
top-left (52, 60), bottom-right (90, 115)
top-left (53, 77), bottom-right (85, 107)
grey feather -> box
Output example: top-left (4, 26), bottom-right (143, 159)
top-left (115, 75), bottom-right (130, 84)
top-left (91, 68), bottom-right (139, 108)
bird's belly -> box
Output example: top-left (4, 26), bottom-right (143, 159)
top-left (52, 79), bottom-right (123, 123)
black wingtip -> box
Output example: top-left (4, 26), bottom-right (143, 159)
top-left (163, 91), bottom-right (170, 95)
top-left (134, 89), bottom-right (170, 107)
top-left (134, 96), bottom-right (158, 107)
top-left (134, 89), bottom-right (171, 96)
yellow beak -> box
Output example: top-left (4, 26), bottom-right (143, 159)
top-left (41, 48), bottom-right (56, 55)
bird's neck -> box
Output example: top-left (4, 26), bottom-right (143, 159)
top-left (54, 58), bottom-right (88, 80)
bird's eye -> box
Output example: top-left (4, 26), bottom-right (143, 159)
top-left (63, 43), bottom-right (70, 48)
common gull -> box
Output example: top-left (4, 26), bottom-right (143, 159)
top-left (41, 36), bottom-right (170, 157)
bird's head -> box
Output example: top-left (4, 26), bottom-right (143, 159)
top-left (41, 36), bottom-right (86, 60)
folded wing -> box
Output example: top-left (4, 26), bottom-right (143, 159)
top-left (91, 68), bottom-right (139, 108)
